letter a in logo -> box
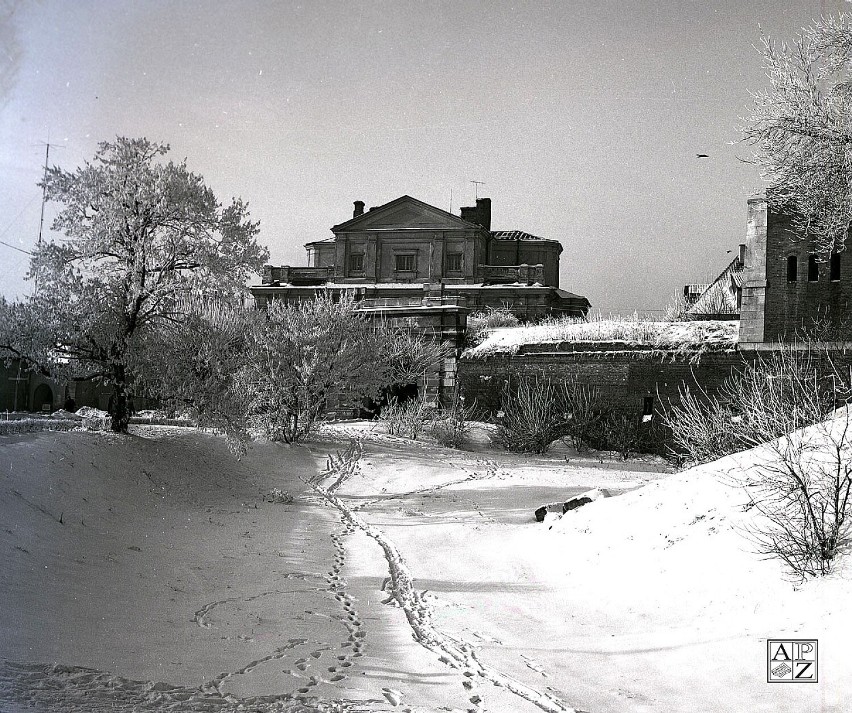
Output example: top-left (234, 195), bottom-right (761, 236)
top-left (770, 642), bottom-right (791, 661)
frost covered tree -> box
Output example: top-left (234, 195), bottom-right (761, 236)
top-left (234, 294), bottom-right (449, 444)
top-left (135, 297), bottom-right (253, 451)
top-left (8, 137), bottom-right (268, 432)
top-left (743, 13), bottom-right (852, 255)
top-left (137, 293), bottom-right (449, 448)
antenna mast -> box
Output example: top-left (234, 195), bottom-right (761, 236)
top-left (36, 137), bottom-right (64, 246)
top-left (37, 142), bottom-right (51, 246)
top-left (470, 180), bottom-right (486, 200)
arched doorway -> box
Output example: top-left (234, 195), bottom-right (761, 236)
top-left (32, 383), bottom-right (53, 413)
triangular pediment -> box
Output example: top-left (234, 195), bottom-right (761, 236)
top-left (332, 196), bottom-right (479, 232)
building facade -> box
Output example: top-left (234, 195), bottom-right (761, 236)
top-left (252, 195), bottom-right (590, 320)
top-left (740, 197), bottom-right (852, 347)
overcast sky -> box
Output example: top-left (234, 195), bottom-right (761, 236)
top-left (0, 0), bottom-right (848, 313)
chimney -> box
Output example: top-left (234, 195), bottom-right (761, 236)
top-left (353, 200), bottom-right (365, 218)
top-left (460, 205), bottom-right (477, 224)
top-left (476, 197), bottom-right (491, 232)
top-left (460, 197), bottom-right (491, 230)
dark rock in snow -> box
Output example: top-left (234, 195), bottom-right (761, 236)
top-left (563, 496), bottom-right (593, 513)
top-left (535, 488), bottom-right (613, 522)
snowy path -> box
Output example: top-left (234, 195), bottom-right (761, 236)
top-left (305, 440), bottom-right (579, 713)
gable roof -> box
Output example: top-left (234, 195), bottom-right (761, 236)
top-left (687, 256), bottom-right (744, 316)
top-left (331, 195), bottom-right (483, 232)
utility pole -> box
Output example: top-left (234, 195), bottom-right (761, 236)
top-left (9, 362), bottom-right (28, 412)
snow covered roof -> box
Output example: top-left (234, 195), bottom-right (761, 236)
top-left (490, 230), bottom-right (560, 244)
top-left (464, 319), bottom-right (739, 357)
top-left (687, 257), bottom-right (744, 317)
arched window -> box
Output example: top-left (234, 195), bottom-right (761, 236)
top-left (808, 255), bottom-right (819, 282)
top-left (787, 255), bottom-right (798, 282)
top-left (831, 253), bottom-right (841, 281)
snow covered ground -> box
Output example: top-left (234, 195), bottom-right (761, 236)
top-left (1, 421), bottom-right (849, 712)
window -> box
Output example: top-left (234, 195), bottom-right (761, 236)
top-left (787, 255), bottom-right (798, 282)
top-left (642, 396), bottom-right (654, 416)
top-left (808, 255), bottom-right (819, 282)
top-left (446, 252), bottom-right (463, 272)
top-left (395, 254), bottom-right (416, 272)
top-left (348, 253), bottom-right (364, 273)
top-left (831, 253), bottom-right (841, 282)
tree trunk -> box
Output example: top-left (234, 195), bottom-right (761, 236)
top-left (110, 364), bottom-right (130, 433)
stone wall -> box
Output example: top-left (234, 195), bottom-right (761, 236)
top-left (458, 346), bottom-right (745, 421)
top-left (741, 197), bottom-right (852, 345)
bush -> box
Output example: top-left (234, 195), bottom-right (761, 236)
top-left (562, 384), bottom-right (603, 452)
top-left (496, 376), bottom-right (573, 454)
top-left (496, 377), bottom-right (610, 454)
top-left (380, 396), bottom-right (433, 440)
top-left (603, 413), bottom-right (641, 460)
top-left (429, 394), bottom-right (475, 449)
top-left (662, 345), bottom-right (844, 464)
top-left (746, 407), bottom-right (852, 579)
top-left (662, 343), bottom-right (852, 579)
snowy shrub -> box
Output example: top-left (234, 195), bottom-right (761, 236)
top-left (135, 298), bottom-right (253, 451)
top-left (381, 396), bottom-right (433, 440)
top-left (661, 384), bottom-right (745, 463)
top-left (497, 376), bottom-right (607, 454)
top-left (663, 346), bottom-right (844, 464)
top-left (746, 408), bottom-right (852, 579)
top-left (237, 295), bottom-right (448, 445)
top-left (561, 384), bottom-right (603, 452)
top-left (663, 344), bottom-right (852, 578)
top-left (603, 413), bottom-right (641, 460)
top-left (429, 394), bottom-right (475, 448)
top-left (497, 376), bottom-right (575, 454)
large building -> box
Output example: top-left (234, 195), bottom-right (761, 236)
top-left (740, 197), bottom-right (852, 347)
top-left (251, 195), bottom-right (590, 320)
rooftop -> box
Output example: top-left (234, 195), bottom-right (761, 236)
top-left (490, 230), bottom-right (560, 244)
top-left (464, 318), bottom-right (739, 358)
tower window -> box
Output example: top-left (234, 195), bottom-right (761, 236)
top-left (808, 255), bottom-right (819, 282)
top-left (831, 253), bottom-right (841, 281)
top-left (787, 255), bottom-right (798, 282)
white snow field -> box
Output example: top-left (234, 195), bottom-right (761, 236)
top-left (1, 421), bottom-right (850, 712)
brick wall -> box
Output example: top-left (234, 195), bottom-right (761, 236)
top-left (741, 198), bottom-right (852, 344)
top-left (762, 210), bottom-right (852, 341)
top-left (458, 348), bottom-right (745, 421)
